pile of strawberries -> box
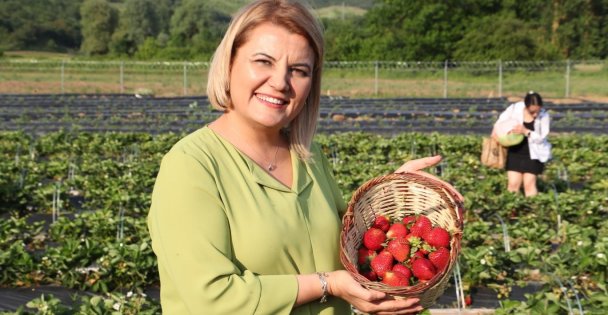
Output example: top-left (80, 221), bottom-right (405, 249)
top-left (357, 214), bottom-right (452, 287)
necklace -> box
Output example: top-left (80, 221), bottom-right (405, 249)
top-left (247, 143), bottom-right (280, 172)
top-left (266, 145), bottom-right (280, 171)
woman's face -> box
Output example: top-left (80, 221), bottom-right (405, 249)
top-left (228, 22), bottom-right (314, 130)
top-left (526, 104), bottom-right (541, 118)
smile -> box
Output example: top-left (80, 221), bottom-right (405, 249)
top-left (256, 94), bottom-right (287, 106)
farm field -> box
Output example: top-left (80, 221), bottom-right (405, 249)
top-left (0, 130), bottom-right (606, 314)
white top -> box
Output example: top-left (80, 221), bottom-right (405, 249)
top-left (494, 101), bottom-right (552, 162)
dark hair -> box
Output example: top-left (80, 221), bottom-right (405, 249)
top-left (524, 91), bottom-right (543, 107)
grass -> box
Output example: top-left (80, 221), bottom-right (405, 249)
top-left (0, 57), bottom-right (606, 100)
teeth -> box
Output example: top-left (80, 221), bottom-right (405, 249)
top-left (257, 95), bottom-right (285, 105)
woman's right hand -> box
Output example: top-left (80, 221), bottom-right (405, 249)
top-left (327, 270), bottom-right (423, 314)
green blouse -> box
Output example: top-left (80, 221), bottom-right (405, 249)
top-left (147, 127), bottom-right (351, 314)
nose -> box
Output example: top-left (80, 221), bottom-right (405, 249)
top-left (268, 67), bottom-right (290, 92)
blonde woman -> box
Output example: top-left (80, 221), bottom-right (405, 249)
top-left (148, 1), bottom-right (450, 313)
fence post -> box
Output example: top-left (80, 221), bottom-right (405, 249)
top-left (61, 60), bottom-right (65, 94)
top-left (498, 60), bottom-right (503, 98)
top-left (565, 59), bottom-right (571, 98)
top-left (443, 60), bottom-right (448, 98)
top-left (374, 61), bottom-right (379, 96)
top-left (183, 62), bottom-right (188, 96)
top-left (120, 61), bottom-right (124, 94)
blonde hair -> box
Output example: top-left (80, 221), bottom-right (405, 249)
top-left (206, 0), bottom-right (324, 161)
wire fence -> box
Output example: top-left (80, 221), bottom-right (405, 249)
top-left (1, 59), bottom-right (606, 99)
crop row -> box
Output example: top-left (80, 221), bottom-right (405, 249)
top-left (1, 94), bottom-right (608, 135)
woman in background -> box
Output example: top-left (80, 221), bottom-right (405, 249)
top-left (493, 91), bottom-right (552, 197)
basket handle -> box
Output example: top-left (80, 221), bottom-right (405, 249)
top-left (396, 170), bottom-right (465, 221)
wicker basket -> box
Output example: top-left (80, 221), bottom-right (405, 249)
top-left (340, 171), bottom-right (464, 309)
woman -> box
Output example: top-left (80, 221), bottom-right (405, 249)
top-left (493, 91), bottom-right (552, 197)
top-left (148, 1), bottom-right (454, 313)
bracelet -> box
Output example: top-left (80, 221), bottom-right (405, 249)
top-left (316, 272), bottom-right (329, 303)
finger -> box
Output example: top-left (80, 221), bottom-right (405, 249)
top-left (395, 155), bottom-right (442, 173)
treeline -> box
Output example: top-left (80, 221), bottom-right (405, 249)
top-left (0, 0), bottom-right (606, 61)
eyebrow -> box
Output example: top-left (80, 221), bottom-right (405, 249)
top-left (253, 52), bottom-right (312, 71)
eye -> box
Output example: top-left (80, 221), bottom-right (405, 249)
top-left (255, 59), bottom-right (272, 66)
top-left (291, 68), bottom-right (309, 77)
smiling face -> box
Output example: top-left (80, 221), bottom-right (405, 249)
top-left (227, 22), bottom-right (314, 131)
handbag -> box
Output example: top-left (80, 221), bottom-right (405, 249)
top-left (481, 137), bottom-right (507, 169)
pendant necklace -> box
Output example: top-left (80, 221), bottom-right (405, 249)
top-left (265, 145), bottom-right (280, 171)
top-left (246, 143), bottom-right (280, 172)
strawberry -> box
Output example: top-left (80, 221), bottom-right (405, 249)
top-left (357, 247), bottom-right (377, 267)
top-left (428, 247), bottom-right (450, 271)
top-left (392, 264), bottom-right (412, 279)
top-left (382, 270), bottom-right (409, 287)
top-left (386, 223), bottom-right (408, 239)
top-left (424, 227), bottom-right (451, 248)
top-left (361, 270), bottom-right (378, 281)
top-left (411, 250), bottom-right (425, 261)
top-left (402, 215), bottom-right (417, 228)
top-left (370, 250), bottom-right (394, 278)
top-left (409, 215), bottom-right (432, 238)
top-left (372, 215), bottom-right (391, 232)
top-left (363, 227), bottom-right (386, 251)
top-left (411, 257), bottom-right (436, 280)
top-left (387, 238), bottom-right (410, 262)
top-left (464, 294), bottom-right (472, 306)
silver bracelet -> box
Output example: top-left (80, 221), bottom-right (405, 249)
top-left (316, 272), bottom-right (329, 303)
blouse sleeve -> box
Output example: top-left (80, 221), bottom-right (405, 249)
top-left (529, 111), bottom-right (551, 143)
top-left (147, 151), bottom-right (298, 314)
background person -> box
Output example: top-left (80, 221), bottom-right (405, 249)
top-left (147, 0), bottom-right (456, 314)
top-left (493, 91), bottom-right (552, 197)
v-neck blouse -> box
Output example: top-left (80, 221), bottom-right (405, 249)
top-left (148, 126), bottom-right (349, 314)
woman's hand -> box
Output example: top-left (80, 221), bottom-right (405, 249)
top-left (510, 124), bottom-right (528, 135)
top-left (327, 270), bottom-right (423, 314)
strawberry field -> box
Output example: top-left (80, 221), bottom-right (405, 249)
top-left (1, 128), bottom-right (607, 313)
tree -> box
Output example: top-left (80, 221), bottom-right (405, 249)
top-left (80, 0), bottom-right (118, 55)
top-left (110, 0), bottom-right (160, 56)
top-left (453, 14), bottom-right (560, 60)
top-left (168, 0), bottom-right (231, 59)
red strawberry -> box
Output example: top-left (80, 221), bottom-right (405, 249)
top-left (411, 258), bottom-right (436, 280)
top-left (409, 215), bottom-right (432, 238)
top-left (411, 250), bottom-right (425, 261)
top-left (465, 294), bottom-right (472, 306)
top-left (402, 215), bottom-right (416, 228)
top-left (392, 264), bottom-right (412, 279)
top-left (361, 270), bottom-right (378, 281)
top-left (363, 227), bottom-right (386, 251)
top-left (387, 238), bottom-right (410, 262)
top-left (357, 247), bottom-right (377, 267)
top-left (382, 270), bottom-right (409, 287)
top-left (386, 223), bottom-right (408, 239)
top-left (372, 215), bottom-right (391, 232)
top-left (428, 247), bottom-right (450, 271)
top-left (370, 250), bottom-right (394, 278)
top-left (424, 227), bottom-right (451, 248)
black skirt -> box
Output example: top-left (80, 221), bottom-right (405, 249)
top-left (505, 121), bottom-right (545, 175)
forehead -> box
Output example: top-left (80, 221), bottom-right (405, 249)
top-left (238, 23), bottom-right (314, 62)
